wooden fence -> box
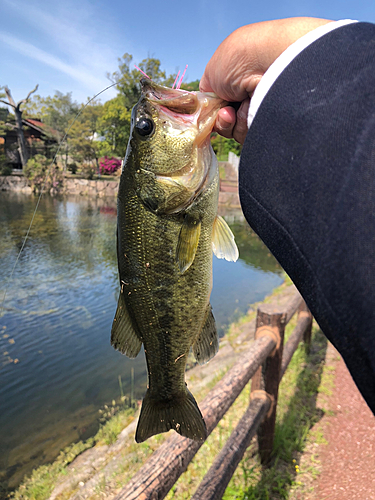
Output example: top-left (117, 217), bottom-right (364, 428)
top-left (114, 291), bottom-right (312, 500)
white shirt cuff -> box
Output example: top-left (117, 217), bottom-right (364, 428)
top-left (247, 19), bottom-right (358, 128)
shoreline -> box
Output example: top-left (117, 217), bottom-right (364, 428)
top-left (0, 173), bottom-right (120, 197)
top-left (0, 161), bottom-right (240, 206)
top-left (11, 279), bottom-right (300, 500)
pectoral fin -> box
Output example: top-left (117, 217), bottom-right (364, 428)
top-left (176, 216), bottom-right (201, 274)
top-left (193, 305), bottom-right (219, 365)
top-left (111, 291), bottom-right (142, 358)
top-left (212, 216), bottom-right (239, 262)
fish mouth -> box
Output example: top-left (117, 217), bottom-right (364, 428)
top-left (140, 77), bottom-right (226, 144)
top-left (140, 78), bottom-right (199, 114)
top-left (137, 78), bottom-right (225, 213)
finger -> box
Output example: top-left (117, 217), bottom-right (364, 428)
top-left (232, 98), bottom-right (250, 145)
top-left (213, 107), bottom-right (236, 139)
top-left (199, 72), bottom-right (212, 94)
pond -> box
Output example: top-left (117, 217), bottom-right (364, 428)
top-left (0, 192), bottom-right (283, 493)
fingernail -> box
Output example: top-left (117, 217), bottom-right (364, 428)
top-left (218, 116), bottom-right (232, 130)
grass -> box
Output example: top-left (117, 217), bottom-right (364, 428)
top-left (10, 440), bottom-right (94, 500)
top-left (233, 325), bottom-right (334, 500)
top-left (165, 320), bottom-right (331, 500)
top-left (95, 406), bottom-right (135, 446)
top-left (235, 325), bottom-right (330, 500)
top-left (10, 406), bottom-right (135, 500)
top-left (11, 279), bottom-right (336, 500)
top-left (9, 369), bottom-right (226, 500)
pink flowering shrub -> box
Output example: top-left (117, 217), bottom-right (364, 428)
top-left (99, 156), bottom-right (122, 175)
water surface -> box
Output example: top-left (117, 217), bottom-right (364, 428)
top-left (0, 192), bottom-right (283, 492)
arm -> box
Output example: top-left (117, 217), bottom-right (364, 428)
top-left (202, 19), bottom-right (375, 414)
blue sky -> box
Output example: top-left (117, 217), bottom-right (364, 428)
top-left (1, 0), bottom-right (375, 105)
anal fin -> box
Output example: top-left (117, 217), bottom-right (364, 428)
top-left (193, 305), bottom-right (219, 365)
top-left (111, 291), bottom-right (142, 358)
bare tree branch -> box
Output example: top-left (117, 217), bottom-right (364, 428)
top-left (1, 84), bottom-right (38, 167)
top-left (17, 84), bottom-right (39, 110)
top-left (25, 84), bottom-right (39, 102)
top-left (4, 86), bottom-right (16, 108)
top-left (0, 99), bottom-right (13, 108)
top-left (2, 84), bottom-right (39, 111)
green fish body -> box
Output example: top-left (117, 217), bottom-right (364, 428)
top-left (112, 79), bottom-right (238, 442)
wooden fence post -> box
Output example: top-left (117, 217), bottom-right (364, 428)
top-left (251, 304), bottom-right (286, 464)
top-left (299, 301), bottom-right (313, 353)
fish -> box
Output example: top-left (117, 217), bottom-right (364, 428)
top-left (111, 78), bottom-right (239, 443)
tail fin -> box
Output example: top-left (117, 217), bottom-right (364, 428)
top-left (135, 388), bottom-right (207, 443)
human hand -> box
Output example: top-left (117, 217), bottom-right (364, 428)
top-left (200, 17), bottom-right (333, 144)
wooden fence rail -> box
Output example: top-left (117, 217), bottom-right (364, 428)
top-left (114, 291), bottom-right (312, 500)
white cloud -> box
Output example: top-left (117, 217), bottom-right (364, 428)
top-left (0, 32), bottom-right (111, 93)
top-left (0, 0), bottom-right (124, 100)
top-left (8, 0), bottom-right (115, 68)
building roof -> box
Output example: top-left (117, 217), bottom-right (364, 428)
top-left (24, 118), bottom-right (59, 138)
top-left (3, 118), bottom-right (59, 140)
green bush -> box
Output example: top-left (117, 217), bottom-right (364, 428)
top-left (24, 154), bottom-right (63, 194)
top-left (67, 162), bottom-right (77, 174)
top-left (0, 163), bottom-right (12, 175)
top-left (0, 151), bottom-right (12, 175)
top-left (80, 162), bottom-right (96, 180)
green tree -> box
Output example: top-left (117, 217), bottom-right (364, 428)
top-left (24, 154), bottom-right (63, 194)
top-left (0, 104), bottom-right (9, 123)
top-left (97, 95), bottom-right (131, 157)
top-left (0, 98), bottom-right (11, 174)
top-left (25, 91), bottom-right (79, 139)
top-left (22, 91), bottom-right (80, 169)
top-left (69, 101), bottom-right (104, 177)
top-left (0, 93), bottom-right (10, 140)
top-left (180, 79), bottom-right (200, 92)
top-left (211, 134), bottom-right (242, 160)
top-left (108, 54), bottom-right (175, 109)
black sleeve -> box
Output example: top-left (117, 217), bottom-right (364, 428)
top-left (239, 22), bottom-right (375, 413)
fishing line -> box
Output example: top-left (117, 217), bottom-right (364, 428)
top-left (0, 82), bottom-right (118, 315)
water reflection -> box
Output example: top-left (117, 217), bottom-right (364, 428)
top-left (0, 192), bottom-right (282, 493)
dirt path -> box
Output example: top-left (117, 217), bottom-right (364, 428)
top-left (304, 350), bottom-right (375, 499)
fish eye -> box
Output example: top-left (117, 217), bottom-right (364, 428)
top-left (135, 118), bottom-right (154, 137)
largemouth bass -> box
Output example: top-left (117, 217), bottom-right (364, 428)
top-left (111, 78), bottom-right (238, 443)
